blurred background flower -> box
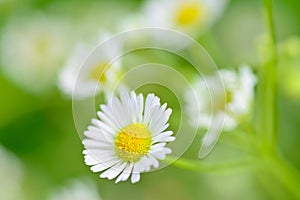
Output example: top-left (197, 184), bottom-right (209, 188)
top-left (58, 33), bottom-right (123, 100)
top-left (0, 146), bottom-right (27, 200)
top-left (0, 12), bottom-right (75, 94)
top-left (48, 178), bottom-right (102, 200)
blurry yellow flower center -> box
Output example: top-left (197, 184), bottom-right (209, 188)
top-left (35, 37), bottom-right (50, 55)
top-left (225, 90), bottom-right (233, 104)
top-left (213, 90), bottom-right (233, 113)
top-left (175, 2), bottom-right (204, 26)
top-left (88, 62), bottom-right (109, 83)
top-left (115, 124), bottom-right (152, 162)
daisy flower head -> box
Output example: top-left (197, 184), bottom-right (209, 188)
top-left (142, 0), bottom-right (228, 37)
top-left (82, 91), bottom-right (175, 183)
top-left (0, 13), bottom-right (74, 94)
top-left (185, 65), bottom-right (256, 158)
top-left (185, 65), bottom-right (257, 131)
top-left (58, 32), bottom-right (122, 100)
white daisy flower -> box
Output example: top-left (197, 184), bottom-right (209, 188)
top-left (186, 65), bottom-right (257, 130)
top-left (48, 179), bottom-right (101, 200)
top-left (0, 13), bottom-right (74, 94)
top-left (82, 91), bottom-right (175, 183)
top-left (185, 65), bottom-right (257, 157)
top-left (142, 0), bottom-right (228, 37)
top-left (58, 33), bottom-right (122, 100)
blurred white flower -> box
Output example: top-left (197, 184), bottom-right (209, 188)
top-left (48, 179), bottom-right (101, 200)
top-left (185, 66), bottom-right (257, 158)
top-left (58, 33), bottom-right (122, 100)
top-left (142, 0), bottom-right (228, 37)
top-left (0, 146), bottom-right (25, 200)
top-left (185, 65), bottom-right (257, 131)
top-left (0, 13), bottom-right (74, 94)
top-left (83, 91), bottom-right (175, 183)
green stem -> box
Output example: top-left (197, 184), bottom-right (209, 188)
top-left (258, 0), bottom-right (278, 154)
top-left (262, 155), bottom-right (300, 199)
top-left (166, 156), bottom-right (255, 173)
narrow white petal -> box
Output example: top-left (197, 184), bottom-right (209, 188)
top-left (136, 93), bottom-right (144, 122)
top-left (82, 139), bottom-right (112, 148)
top-left (151, 151), bottom-right (166, 160)
top-left (147, 154), bottom-right (159, 168)
top-left (90, 158), bottom-right (119, 172)
top-left (151, 143), bottom-right (167, 151)
top-left (84, 155), bottom-right (99, 165)
top-left (91, 119), bottom-right (116, 135)
top-left (131, 172), bottom-right (140, 184)
top-left (152, 131), bottom-right (174, 143)
top-left (100, 162), bottom-right (126, 180)
top-left (111, 97), bottom-right (130, 128)
top-left (84, 130), bottom-right (114, 144)
top-left (143, 94), bottom-right (160, 124)
top-left (156, 123), bottom-right (170, 135)
top-left (97, 111), bottom-right (119, 132)
top-left (83, 149), bottom-right (115, 162)
top-left (115, 163), bottom-right (133, 183)
top-left (153, 136), bottom-right (175, 143)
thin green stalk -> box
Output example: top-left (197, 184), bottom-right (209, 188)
top-left (258, 0), bottom-right (278, 154)
top-left (262, 155), bottom-right (300, 199)
top-left (166, 156), bottom-right (256, 173)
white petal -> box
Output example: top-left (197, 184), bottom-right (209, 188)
top-left (147, 154), bottom-right (159, 168)
top-left (84, 155), bottom-right (99, 165)
top-left (84, 130), bottom-right (113, 143)
top-left (149, 105), bottom-right (172, 134)
top-left (156, 123), bottom-right (170, 134)
top-left (91, 119), bottom-right (116, 135)
top-left (115, 163), bottom-right (133, 183)
top-left (151, 151), bottom-right (166, 160)
top-left (97, 111), bottom-right (119, 132)
top-left (151, 147), bottom-right (172, 160)
top-left (82, 139), bottom-right (112, 148)
top-left (143, 94), bottom-right (160, 124)
top-left (131, 172), bottom-right (140, 184)
top-left (150, 143), bottom-right (166, 151)
top-left (136, 93), bottom-right (144, 122)
top-left (152, 131), bottom-right (174, 143)
top-left (111, 97), bottom-right (130, 128)
top-left (90, 158), bottom-right (120, 172)
top-left (100, 162), bottom-right (126, 180)
top-left (83, 149), bottom-right (115, 163)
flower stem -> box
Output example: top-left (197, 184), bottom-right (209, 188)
top-left (258, 0), bottom-right (278, 154)
top-left (263, 154), bottom-right (300, 198)
top-left (166, 156), bottom-right (255, 173)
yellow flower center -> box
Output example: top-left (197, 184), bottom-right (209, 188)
top-left (115, 124), bottom-right (152, 162)
top-left (35, 36), bottom-right (50, 56)
top-left (225, 90), bottom-right (233, 104)
top-left (88, 62), bottom-right (109, 83)
top-left (174, 2), bottom-right (204, 26)
top-left (213, 90), bottom-right (233, 113)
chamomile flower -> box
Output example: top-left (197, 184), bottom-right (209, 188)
top-left (82, 91), bottom-right (175, 183)
top-left (58, 33), bottom-right (122, 99)
top-left (185, 65), bottom-right (257, 131)
top-left (186, 66), bottom-right (256, 158)
top-left (0, 13), bottom-right (74, 94)
top-left (48, 179), bottom-right (101, 200)
top-left (142, 0), bottom-right (228, 37)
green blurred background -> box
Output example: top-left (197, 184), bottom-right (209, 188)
top-left (1, 0), bottom-right (300, 199)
